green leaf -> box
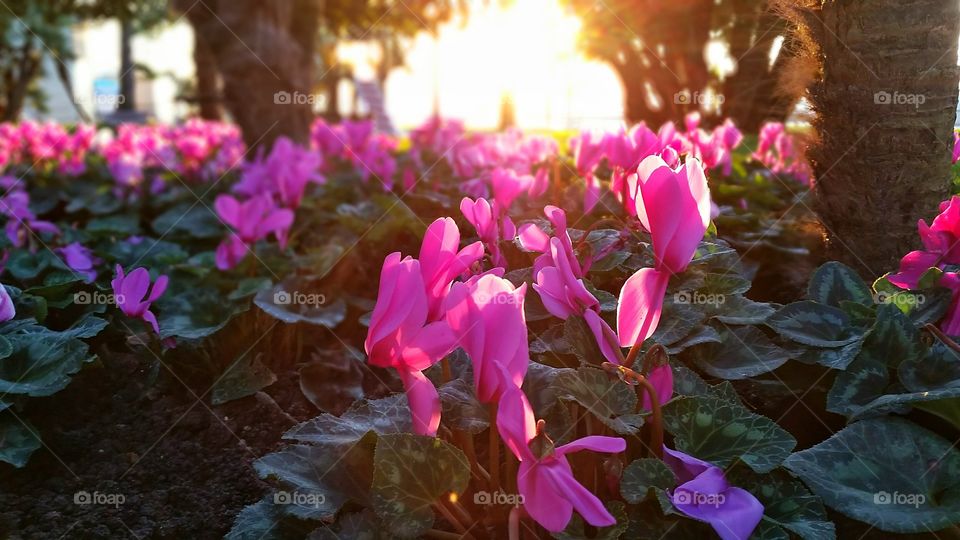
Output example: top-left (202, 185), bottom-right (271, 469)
top-left (254, 283), bottom-right (346, 327)
top-left (157, 283), bottom-right (246, 340)
top-left (670, 365), bottom-right (741, 405)
top-left (371, 433), bottom-right (470, 539)
top-left (796, 339), bottom-right (863, 370)
top-left (564, 315), bottom-right (606, 364)
top-left (0, 335), bottom-right (12, 360)
top-left (807, 262), bottom-right (873, 308)
top-left (784, 417), bottom-right (960, 533)
top-left (766, 301), bottom-right (862, 347)
top-left (225, 497), bottom-right (288, 540)
top-left (211, 355), bottom-right (277, 405)
top-left (6, 249), bottom-right (51, 280)
top-left (438, 377), bottom-right (489, 434)
top-left (85, 214), bottom-right (140, 236)
top-left (708, 295), bottom-right (777, 325)
top-left (294, 242), bottom-right (346, 281)
top-left (827, 305), bottom-right (926, 416)
top-left (0, 415), bottom-right (41, 468)
top-left (152, 203), bottom-right (225, 238)
top-left (0, 327), bottom-right (93, 396)
top-left (691, 325), bottom-right (791, 380)
top-left (663, 395), bottom-right (795, 473)
top-left (728, 467), bottom-right (836, 540)
top-left (255, 438), bottom-right (375, 521)
top-left (551, 367), bottom-right (642, 434)
top-left (665, 324), bottom-right (722, 355)
top-left (299, 348), bottom-right (364, 415)
top-left (620, 459), bottom-right (676, 504)
top-left (651, 300), bottom-right (706, 348)
top-left (309, 509), bottom-right (392, 540)
top-left (284, 394), bottom-right (412, 446)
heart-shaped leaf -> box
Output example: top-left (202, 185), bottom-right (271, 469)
top-left (784, 417), bottom-right (960, 533)
top-left (371, 433), bottom-right (470, 538)
top-left (767, 301), bottom-right (862, 347)
top-left (663, 395), bottom-right (795, 473)
top-left (691, 325), bottom-right (791, 380)
top-left (807, 262), bottom-right (873, 308)
top-left (620, 459), bottom-right (676, 504)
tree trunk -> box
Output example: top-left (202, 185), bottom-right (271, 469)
top-left (119, 19), bottom-right (135, 112)
top-left (802, 0), bottom-right (960, 276)
top-left (178, 0), bottom-right (320, 150)
top-left (193, 31), bottom-right (222, 121)
top-left (723, 5), bottom-right (798, 132)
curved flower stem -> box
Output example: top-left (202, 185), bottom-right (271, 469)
top-left (488, 403), bottom-right (501, 494)
top-left (508, 506), bottom-right (522, 540)
top-left (926, 323), bottom-right (960, 355)
top-left (602, 362), bottom-right (664, 458)
top-left (433, 501), bottom-right (473, 539)
top-left (441, 356), bottom-right (452, 384)
top-left (457, 430), bottom-right (491, 484)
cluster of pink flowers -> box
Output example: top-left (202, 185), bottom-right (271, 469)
top-left (0, 121), bottom-right (96, 176)
top-left (99, 120), bottom-right (244, 186)
top-left (0, 175), bottom-right (60, 247)
top-left (364, 147), bottom-right (765, 535)
top-left (752, 122), bottom-right (812, 185)
top-left (365, 214), bottom-right (628, 531)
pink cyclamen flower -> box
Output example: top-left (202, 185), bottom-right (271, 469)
top-left (214, 195), bottom-right (295, 270)
top-left (112, 265), bottom-right (168, 335)
top-left (58, 242), bottom-right (101, 282)
top-left (444, 274), bottom-right (528, 403)
top-left (491, 168), bottom-right (533, 211)
top-left (497, 379), bottom-right (626, 532)
top-left (618, 155), bottom-right (710, 347)
top-left (235, 137), bottom-right (324, 209)
top-left (365, 253), bottom-right (457, 436)
top-left (663, 446), bottom-right (764, 540)
top-left (953, 132), bottom-right (960, 164)
top-left (0, 283), bottom-right (14, 322)
top-left (418, 217), bottom-right (484, 321)
top-left (533, 237), bottom-right (599, 319)
top-left (460, 197), bottom-right (513, 267)
top-left (571, 131), bottom-right (605, 176)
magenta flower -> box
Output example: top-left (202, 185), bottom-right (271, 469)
top-left (58, 242), bottom-right (101, 282)
top-left (533, 237), bottom-right (599, 319)
top-left (889, 196), bottom-right (960, 335)
top-left (418, 217), bottom-right (484, 321)
top-left (0, 283), bottom-right (15, 323)
top-left (491, 168), bottom-right (533, 211)
top-left (953, 132), bottom-right (960, 164)
top-left (571, 131), bottom-right (605, 176)
top-left (112, 265), bottom-right (168, 335)
top-left (618, 155), bottom-right (710, 347)
top-left (1, 191), bottom-right (60, 247)
top-left (460, 197), bottom-right (513, 268)
top-left (234, 137), bottom-right (323, 208)
top-left (497, 379), bottom-right (626, 532)
top-left (214, 195), bottom-right (294, 270)
top-left (444, 274), bottom-right (528, 403)
top-left (662, 446), bottom-right (764, 540)
top-left (365, 253), bottom-right (457, 436)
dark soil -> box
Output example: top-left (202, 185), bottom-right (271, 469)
top-left (0, 350), bottom-right (307, 540)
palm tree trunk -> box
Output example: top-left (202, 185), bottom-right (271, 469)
top-left (791, 0), bottom-right (960, 276)
top-left (178, 0), bottom-right (320, 150)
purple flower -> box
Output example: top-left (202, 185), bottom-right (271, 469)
top-left (0, 284), bottom-right (15, 322)
top-left (662, 446), bottom-right (764, 540)
top-left (112, 265), bottom-right (168, 336)
top-left (58, 242), bottom-right (100, 282)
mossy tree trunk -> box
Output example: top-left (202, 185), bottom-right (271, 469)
top-left (801, 0), bottom-right (960, 275)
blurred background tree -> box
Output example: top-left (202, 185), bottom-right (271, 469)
top-left (560, 0), bottom-right (800, 128)
top-left (170, 0), bottom-right (466, 149)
